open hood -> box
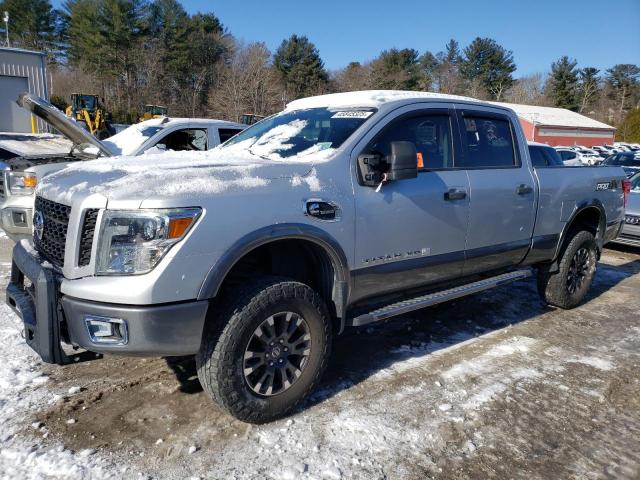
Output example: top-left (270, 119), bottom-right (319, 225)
top-left (16, 92), bottom-right (115, 157)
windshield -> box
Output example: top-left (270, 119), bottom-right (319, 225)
top-left (221, 107), bottom-right (375, 160)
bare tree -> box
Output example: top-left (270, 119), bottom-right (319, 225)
top-left (505, 73), bottom-right (547, 105)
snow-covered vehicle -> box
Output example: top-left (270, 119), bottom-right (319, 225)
top-left (6, 90), bottom-right (628, 423)
top-left (0, 93), bottom-right (245, 240)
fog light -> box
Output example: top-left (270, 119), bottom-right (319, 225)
top-left (84, 316), bottom-right (128, 345)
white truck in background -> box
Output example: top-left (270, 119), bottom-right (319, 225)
top-left (0, 93), bottom-right (246, 240)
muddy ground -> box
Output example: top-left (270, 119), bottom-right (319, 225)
top-left (5, 242), bottom-right (640, 479)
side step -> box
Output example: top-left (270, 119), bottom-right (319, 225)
top-left (350, 269), bottom-right (532, 327)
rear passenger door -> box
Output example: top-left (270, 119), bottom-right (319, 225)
top-left (215, 127), bottom-right (245, 146)
top-left (456, 108), bottom-right (536, 275)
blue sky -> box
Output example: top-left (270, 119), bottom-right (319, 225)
top-left (55, 0), bottom-right (640, 76)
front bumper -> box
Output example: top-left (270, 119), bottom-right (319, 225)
top-left (0, 203), bottom-right (32, 240)
top-left (6, 240), bottom-right (209, 364)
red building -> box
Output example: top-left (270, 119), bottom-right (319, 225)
top-left (494, 102), bottom-right (616, 147)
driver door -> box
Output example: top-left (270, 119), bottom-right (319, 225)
top-left (351, 105), bottom-right (470, 303)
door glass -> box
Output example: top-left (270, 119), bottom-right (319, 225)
top-left (154, 128), bottom-right (208, 152)
top-left (218, 128), bottom-right (244, 143)
top-left (367, 114), bottom-right (454, 169)
top-left (460, 116), bottom-right (516, 168)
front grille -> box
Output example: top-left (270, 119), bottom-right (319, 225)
top-left (33, 196), bottom-right (71, 268)
top-left (0, 172), bottom-right (5, 198)
top-left (78, 209), bottom-right (99, 266)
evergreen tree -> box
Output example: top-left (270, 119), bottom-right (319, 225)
top-left (0, 0), bottom-right (59, 54)
top-left (460, 37), bottom-right (516, 100)
top-left (274, 34), bottom-right (328, 100)
top-left (605, 64), bottom-right (640, 117)
top-left (370, 48), bottom-right (420, 90)
top-left (577, 67), bottom-right (600, 113)
top-left (546, 56), bottom-right (579, 110)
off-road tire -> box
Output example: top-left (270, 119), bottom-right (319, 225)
top-left (537, 230), bottom-right (598, 309)
top-left (196, 276), bottom-right (331, 423)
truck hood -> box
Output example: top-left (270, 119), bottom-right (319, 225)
top-left (0, 132), bottom-right (73, 157)
top-left (35, 145), bottom-right (330, 206)
top-left (17, 92), bottom-right (116, 157)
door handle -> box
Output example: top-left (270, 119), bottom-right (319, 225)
top-left (444, 188), bottom-right (467, 201)
top-left (516, 184), bottom-right (533, 195)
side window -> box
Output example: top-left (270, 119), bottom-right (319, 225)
top-left (367, 114), bottom-right (454, 169)
top-left (529, 146), bottom-right (547, 167)
top-left (218, 128), bottom-right (244, 144)
top-left (459, 115), bottom-right (516, 168)
top-left (155, 128), bottom-right (208, 152)
top-left (542, 147), bottom-right (563, 166)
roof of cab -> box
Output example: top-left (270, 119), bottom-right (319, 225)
top-left (157, 117), bottom-right (245, 129)
top-left (285, 90), bottom-right (512, 114)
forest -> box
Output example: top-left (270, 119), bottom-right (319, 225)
top-left (1, 0), bottom-right (639, 140)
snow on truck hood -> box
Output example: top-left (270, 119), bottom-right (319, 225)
top-left (36, 136), bottom-right (332, 204)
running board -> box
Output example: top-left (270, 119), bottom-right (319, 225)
top-left (350, 269), bottom-right (532, 327)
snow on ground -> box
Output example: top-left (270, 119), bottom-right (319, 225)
top-left (0, 259), bottom-right (123, 479)
top-left (0, 238), bottom-right (638, 479)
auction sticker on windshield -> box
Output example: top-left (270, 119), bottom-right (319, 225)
top-left (331, 111), bottom-right (374, 119)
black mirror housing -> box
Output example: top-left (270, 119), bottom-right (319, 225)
top-left (387, 141), bottom-right (418, 181)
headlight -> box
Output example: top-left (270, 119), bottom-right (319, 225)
top-left (96, 208), bottom-right (201, 275)
top-left (8, 172), bottom-right (37, 195)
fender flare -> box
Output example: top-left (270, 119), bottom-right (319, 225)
top-left (553, 200), bottom-right (606, 262)
top-left (197, 223), bottom-right (350, 323)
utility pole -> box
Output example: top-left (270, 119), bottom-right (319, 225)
top-left (3, 11), bottom-right (8, 48)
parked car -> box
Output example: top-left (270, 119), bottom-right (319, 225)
top-left (613, 171), bottom-right (640, 247)
top-left (592, 146), bottom-right (615, 158)
top-left (555, 147), bottom-right (589, 166)
top-left (6, 90), bottom-right (627, 423)
top-left (0, 93), bottom-right (246, 240)
top-left (602, 152), bottom-right (640, 177)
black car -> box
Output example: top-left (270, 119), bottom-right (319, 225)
top-left (602, 152), bottom-right (640, 177)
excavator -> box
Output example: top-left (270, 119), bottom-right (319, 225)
top-left (139, 104), bottom-right (168, 122)
top-left (64, 93), bottom-right (113, 139)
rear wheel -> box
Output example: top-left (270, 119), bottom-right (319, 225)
top-left (537, 230), bottom-right (598, 309)
top-left (196, 276), bottom-right (331, 423)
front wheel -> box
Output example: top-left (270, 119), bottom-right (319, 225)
top-left (196, 276), bottom-right (332, 423)
top-left (537, 230), bottom-right (598, 309)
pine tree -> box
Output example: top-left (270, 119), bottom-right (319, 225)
top-left (0, 0), bottom-right (59, 55)
top-left (546, 56), bottom-right (579, 110)
top-left (606, 64), bottom-right (640, 118)
top-left (274, 34), bottom-right (328, 100)
top-left (460, 37), bottom-right (516, 100)
top-left (370, 48), bottom-right (420, 90)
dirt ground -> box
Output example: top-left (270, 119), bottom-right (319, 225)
top-left (4, 241), bottom-right (640, 479)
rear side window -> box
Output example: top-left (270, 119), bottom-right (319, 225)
top-left (367, 114), bottom-right (454, 169)
top-left (459, 116), bottom-right (516, 168)
top-left (560, 150), bottom-right (576, 161)
top-left (218, 128), bottom-right (244, 143)
top-left (529, 146), bottom-right (547, 167)
top-left (542, 147), bottom-right (563, 166)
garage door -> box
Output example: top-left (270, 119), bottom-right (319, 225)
top-left (0, 76), bottom-right (31, 133)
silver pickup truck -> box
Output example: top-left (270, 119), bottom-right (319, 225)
top-left (6, 90), bottom-right (629, 423)
top-left (0, 93), bottom-right (245, 240)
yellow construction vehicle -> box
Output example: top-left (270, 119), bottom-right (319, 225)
top-left (64, 93), bottom-right (113, 138)
top-left (139, 104), bottom-right (168, 122)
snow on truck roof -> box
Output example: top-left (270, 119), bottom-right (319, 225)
top-left (491, 102), bottom-right (615, 130)
top-left (285, 90), bottom-right (480, 110)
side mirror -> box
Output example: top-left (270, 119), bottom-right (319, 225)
top-left (387, 141), bottom-right (418, 181)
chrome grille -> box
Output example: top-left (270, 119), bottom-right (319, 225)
top-left (33, 196), bottom-right (71, 268)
